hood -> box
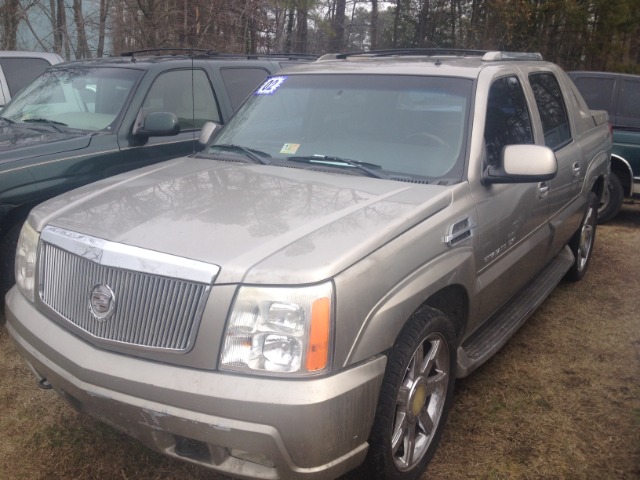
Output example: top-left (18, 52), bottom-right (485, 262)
top-left (0, 125), bottom-right (91, 165)
top-left (32, 157), bottom-right (453, 284)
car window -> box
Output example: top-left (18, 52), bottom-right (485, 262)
top-left (142, 69), bottom-right (220, 129)
top-left (2, 66), bottom-right (142, 131)
top-left (484, 76), bottom-right (534, 166)
top-left (214, 74), bottom-right (472, 180)
top-left (220, 67), bottom-right (270, 111)
top-left (570, 76), bottom-right (615, 111)
top-left (529, 72), bottom-right (572, 150)
top-left (618, 78), bottom-right (640, 117)
top-left (0, 57), bottom-right (51, 96)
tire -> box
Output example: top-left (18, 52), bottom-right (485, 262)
top-left (566, 192), bottom-right (598, 282)
top-left (0, 222), bottom-right (23, 307)
top-left (365, 307), bottom-right (457, 480)
top-left (598, 173), bottom-right (624, 223)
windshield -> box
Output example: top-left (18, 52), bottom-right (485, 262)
top-left (2, 67), bottom-right (142, 132)
top-left (213, 74), bottom-right (472, 180)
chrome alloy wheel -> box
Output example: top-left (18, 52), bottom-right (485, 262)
top-left (391, 332), bottom-right (450, 471)
top-left (576, 202), bottom-right (596, 272)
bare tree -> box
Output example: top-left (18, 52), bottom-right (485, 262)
top-left (330, 0), bottom-right (346, 51)
top-left (73, 0), bottom-right (92, 58)
top-left (97, 0), bottom-right (110, 57)
top-left (1, 0), bottom-right (20, 50)
top-left (370, 0), bottom-right (379, 49)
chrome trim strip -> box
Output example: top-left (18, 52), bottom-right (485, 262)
top-left (41, 225), bottom-right (219, 284)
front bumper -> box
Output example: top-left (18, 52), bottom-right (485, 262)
top-left (6, 287), bottom-right (386, 480)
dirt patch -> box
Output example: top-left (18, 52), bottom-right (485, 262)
top-left (1, 204), bottom-right (638, 480)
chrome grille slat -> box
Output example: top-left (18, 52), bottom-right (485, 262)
top-left (39, 241), bottom-right (210, 351)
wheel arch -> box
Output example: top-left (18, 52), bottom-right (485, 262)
top-left (340, 248), bottom-right (475, 368)
top-left (610, 154), bottom-right (633, 197)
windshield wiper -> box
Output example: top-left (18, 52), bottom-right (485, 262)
top-left (208, 144), bottom-right (271, 165)
top-left (22, 118), bottom-right (68, 132)
top-left (288, 155), bottom-right (390, 179)
top-left (0, 116), bottom-right (15, 125)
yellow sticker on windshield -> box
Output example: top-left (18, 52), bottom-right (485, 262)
top-left (280, 143), bottom-right (300, 154)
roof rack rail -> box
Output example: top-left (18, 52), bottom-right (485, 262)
top-left (121, 48), bottom-right (213, 58)
top-left (318, 48), bottom-right (544, 62)
top-left (120, 49), bottom-right (317, 61)
top-left (322, 48), bottom-right (488, 60)
top-left (482, 51), bottom-right (543, 61)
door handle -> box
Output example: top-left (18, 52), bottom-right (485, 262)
top-left (572, 162), bottom-right (581, 177)
top-left (538, 181), bottom-right (550, 198)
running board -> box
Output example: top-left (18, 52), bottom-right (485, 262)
top-left (456, 245), bottom-right (575, 378)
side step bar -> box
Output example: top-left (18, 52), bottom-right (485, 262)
top-left (456, 245), bottom-right (575, 378)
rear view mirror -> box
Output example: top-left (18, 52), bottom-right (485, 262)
top-left (483, 145), bottom-right (557, 184)
top-left (133, 111), bottom-right (180, 138)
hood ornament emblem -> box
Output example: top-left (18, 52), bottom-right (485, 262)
top-left (89, 284), bottom-right (116, 321)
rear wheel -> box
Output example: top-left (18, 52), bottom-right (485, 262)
top-left (366, 307), bottom-right (456, 480)
top-left (598, 173), bottom-right (623, 223)
top-left (567, 192), bottom-right (598, 282)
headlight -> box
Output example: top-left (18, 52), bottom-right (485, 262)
top-left (15, 221), bottom-right (40, 302)
top-left (221, 282), bottom-right (333, 376)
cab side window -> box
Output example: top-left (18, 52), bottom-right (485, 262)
top-left (529, 72), bottom-right (572, 149)
top-left (142, 69), bottom-right (220, 129)
top-left (484, 76), bottom-right (534, 166)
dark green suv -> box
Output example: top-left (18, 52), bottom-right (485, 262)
top-left (569, 71), bottom-right (640, 221)
top-left (0, 51), bottom-right (314, 300)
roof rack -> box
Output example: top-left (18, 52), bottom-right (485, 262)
top-left (323, 48), bottom-right (486, 60)
top-left (120, 49), bottom-right (317, 61)
top-left (318, 48), bottom-right (543, 62)
top-left (482, 51), bottom-right (543, 61)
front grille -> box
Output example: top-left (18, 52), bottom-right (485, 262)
top-left (38, 238), bottom-right (212, 351)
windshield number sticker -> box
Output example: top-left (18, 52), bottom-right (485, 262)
top-left (280, 143), bottom-right (300, 154)
top-left (256, 76), bottom-right (287, 95)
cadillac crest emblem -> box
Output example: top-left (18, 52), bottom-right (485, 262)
top-left (89, 284), bottom-right (116, 321)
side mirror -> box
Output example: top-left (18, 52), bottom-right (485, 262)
top-left (198, 121), bottom-right (221, 146)
top-left (483, 145), bottom-right (557, 184)
top-left (133, 111), bottom-right (180, 138)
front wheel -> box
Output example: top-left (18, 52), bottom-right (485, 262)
top-left (366, 307), bottom-right (456, 480)
top-left (566, 192), bottom-right (598, 282)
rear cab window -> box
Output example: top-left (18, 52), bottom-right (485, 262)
top-left (529, 72), bottom-right (572, 150)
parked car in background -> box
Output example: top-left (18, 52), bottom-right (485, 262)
top-left (0, 50), bottom-right (315, 302)
top-left (569, 71), bottom-right (640, 221)
top-left (0, 51), bottom-right (63, 108)
top-left (6, 50), bottom-right (610, 480)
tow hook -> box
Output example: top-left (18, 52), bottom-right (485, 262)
top-left (38, 377), bottom-right (52, 390)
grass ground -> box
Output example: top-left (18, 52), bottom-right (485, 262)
top-left (1, 203), bottom-right (638, 480)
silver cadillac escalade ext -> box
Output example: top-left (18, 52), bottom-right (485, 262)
top-left (5, 50), bottom-right (611, 480)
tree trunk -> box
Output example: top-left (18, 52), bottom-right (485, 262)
top-left (370, 0), bottom-right (379, 50)
top-left (1, 0), bottom-right (20, 50)
top-left (330, 0), bottom-right (346, 52)
top-left (73, 0), bottom-right (92, 58)
top-left (96, 0), bottom-right (110, 57)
